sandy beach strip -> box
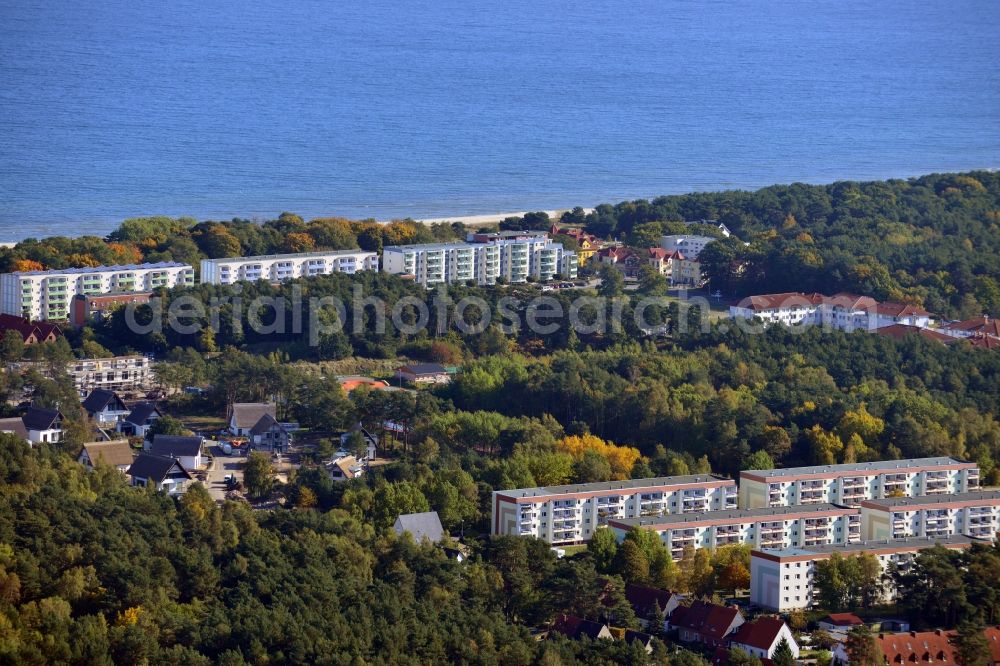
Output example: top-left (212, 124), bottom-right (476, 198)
top-left (406, 208), bottom-right (594, 226)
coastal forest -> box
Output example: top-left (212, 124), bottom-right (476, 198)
top-left (1, 171), bottom-right (1000, 664)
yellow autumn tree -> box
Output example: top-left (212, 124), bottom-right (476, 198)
top-left (555, 434), bottom-right (642, 480)
top-left (11, 259), bottom-right (43, 272)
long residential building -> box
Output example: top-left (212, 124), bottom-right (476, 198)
top-left (1, 262), bottom-right (194, 321)
top-left (491, 475), bottom-right (738, 545)
top-left (749, 535), bottom-right (984, 612)
top-left (860, 490), bottom-right (1000, 541)
top-left (608, 503), bottom-right (861, 559)
top-left (383, 236), bottom-right (577, 287)
top-left (739, 457), bottom-right (980, 509)
top-left (199, 250), bottom-right (378, 285)
top-left (728, 292), bottom-right (934, 332)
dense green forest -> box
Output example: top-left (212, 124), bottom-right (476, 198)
top-left (0, 436), bottom-right (683, 665)
top-left (573, 171), bottom-right (1000, 318)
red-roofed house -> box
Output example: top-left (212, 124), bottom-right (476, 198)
top-left (624, 584), bottom-right (682, 632)
top-left (942, 315), bottom-right (1000, 340)
top-left (833, 626), bottom-right (1000, 665)
top-left (549, 614), bottom-right (613, 642)
top-left (0, 313), bottom-right (61, 345)
top-left (730, 292), bottom-right (935, 332)
top-left (818, 613), bottom-right (864, 633)
top-left (647, 248), bottom-right (702, 286)
top-left (875, 324), bottom-right (957, 346)
top-left (669, 600), bottom-right (744, 648)
top-left (598, 246), bottom-right (644, 279)
top-left (728, 616), bottom-right (799, 661)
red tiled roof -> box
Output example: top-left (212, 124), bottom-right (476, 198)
top-left (967, 333), bottom-right (1000, 350)
top-left (821, 613), bottom-right (864, 627)
top-left (672, 600), bottom-right (742, 642)
top-left (598, 246), bottom-right (638, 261)
top-left (986, 626), bottom-right (1000, 662)
top-left (876, 324), bottom-right (956, 345)
top-left (877, 629), bottom-right (955, 664)
top-left (735, 292), bottom-right (826, 311)
top-left (875, 301), bottom-right (933, 318)
top-left (944, 316), bottom-right (1000, 337)
top-left (729, 616), bottom-right (786, 651)
top-left (647, 248), bottom-right (687, 261)
top-left (624, 584), bottom-right (678, 616)
top-left (0, 313), bottom-right (62, 343)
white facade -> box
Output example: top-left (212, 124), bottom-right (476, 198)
top-left (730, 622), bottom-right (800, 660)
top-left (739, 457), bottom-right (980, 509)
top-left (383, 238), bottom-right (577, 288)
top-left (609, 504), bottom-right (861, 560)
top-left (1, 263), bottom-right (194, 321)
top-left (748, 536), bottom-right (980, 612)
top-left (660, 235), bottom-right (716, 260)
top-left (199, 250), bottom-right (377, 285)
top-left (492, 475), bottom-right (738, 545)
top-left (728, 292), bottom-right (934, 332)
top-left (861, 490), bottom-right (1000, 541)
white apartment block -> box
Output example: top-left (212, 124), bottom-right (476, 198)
top-left (491, 475), bottom-right (737, 545)
top-left (69, 355), bottom-right (153, 395)
top-left (659, 235), bottom-right (716, 260)
top-left (1, 263), bottom-right (194, 321)
top-left (608, 504), bottom-right (861, 560)
top-left (729, 292), bottom-right (934, 332)
top-left (861, 490), bottom-right (1000, 541)
top-left (749, 535), bottom-right (982, 612)
top-left (383, 238), bottom-right (576, 287)
top-left (199, 250), bottom-right (377, 285)
top-left (739, 457), bottom-right (979, 509)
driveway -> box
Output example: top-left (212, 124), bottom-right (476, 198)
top-left (205, 443), bottom-right (245, 502)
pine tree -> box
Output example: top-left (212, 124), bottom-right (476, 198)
top-left (772, 637), bottom-right (795, 666)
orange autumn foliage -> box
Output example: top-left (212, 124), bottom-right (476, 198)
top-left (108, 243), bottom-right (142, 264)
top-left (11, 259), bottom-right (43, 272)
top-left (554, 434), bottom-right (643, 480)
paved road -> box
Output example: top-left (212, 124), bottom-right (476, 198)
top-left (205, 443), bottom-right (245, 502)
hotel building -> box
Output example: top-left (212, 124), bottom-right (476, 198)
top-left (749, 535), bottom-right (983, 612)
top-left (728, 292), bottom-right (934, 332)
top-left (491, 475), bottom-right (737, 545)
top-left (608, 503), bottom-right (861, 560)
top-left (199, 250), bottom-right (377, 285)
top-left (1, 263), bottom-right (194, 321)
top-left (860, 490), bottom-right (1000, 541)
top-left (739, 457), bottom-right (980, 509)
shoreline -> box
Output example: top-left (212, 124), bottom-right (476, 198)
top-left (406, 208), bottom-right (594, 227)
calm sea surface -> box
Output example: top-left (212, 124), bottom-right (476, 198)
top-left (1, 0), bottom-right (998, 240)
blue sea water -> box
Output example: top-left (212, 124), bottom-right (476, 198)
top-left (0, 0), bottom-right (998, 240)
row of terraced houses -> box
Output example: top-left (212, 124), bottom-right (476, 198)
top-left (491, 456), bottom-right (998, 611)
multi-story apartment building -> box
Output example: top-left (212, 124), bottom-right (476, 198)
top-left (739, 457), bottom-right (980, 509)
top-left (660, 235), bottom-right (716, 260)
top-left (749, 535), bottom-right (983, 612)
top-left (69, 355), bottom-right (153, 395)
top-left (608, 504), bottom-right (861, 559)
top-left (384, 237), bottom-right (576, 287)
top-left (199, 250), bottom-right (377, 285)
top-left (383, 243), bottom-right (491, 286)
top-left (491, 475), bottom-right (738, 545)
top-left (728, 292), bottom-right (934, 332)
top-left (860, 490), bottom-right (1000, 541)
top-left (1, 263), bottom-right (194, 321)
